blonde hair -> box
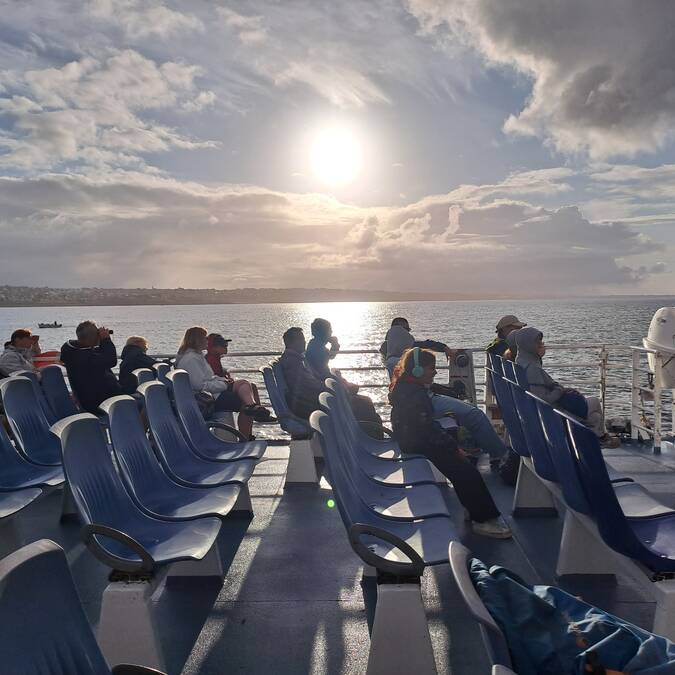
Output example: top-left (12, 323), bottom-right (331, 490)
top-left (126, 336), bottom-right (148, 350)
top-left (178, 326), bottom-right (207, 354)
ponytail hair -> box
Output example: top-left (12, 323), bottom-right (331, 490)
top-left (389, 348), bottom-right (435, 391)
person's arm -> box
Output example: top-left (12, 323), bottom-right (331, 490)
top-left (379, 340), bottom-right (387, 358)
top-left (137, 352), bottom-right (157, 368)
top-left (527, 366), bottom-right (564, 404)
top-left (90, 338), bottom-right (118, 369)
top-left (413, 339), bottom-right (449, 353)
top-left (399, 389), bottom-right (458, 452)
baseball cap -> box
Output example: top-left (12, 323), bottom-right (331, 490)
top-left (207, 333), bottom-right (232, 348)
top-left (496, 315), bottom-right (527, 332)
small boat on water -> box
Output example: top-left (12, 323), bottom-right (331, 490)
top-left (38, 322), bottom-right (62, 328)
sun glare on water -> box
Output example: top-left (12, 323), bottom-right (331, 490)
top-left (310, 125), bottom-right (362, 188)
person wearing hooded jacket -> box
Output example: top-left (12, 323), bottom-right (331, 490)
top-left (119, 336), bottom-right (158, 394)
top-left (515, 327), bottom-right (617, 446)
top-left (389, 347), bottom-right (511, 538)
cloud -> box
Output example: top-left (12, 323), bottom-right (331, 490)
top-left (0, 169), bottom-right (663, 294)
top-left (407, 0), bottom-right (675, 159)
top-left (0, 49), bottom-right (216, 170)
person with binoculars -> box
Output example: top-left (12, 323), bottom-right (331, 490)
top-left (0, 328), bottom-right (42, 376)
top-left (61, 321), bottom-right (122, 414)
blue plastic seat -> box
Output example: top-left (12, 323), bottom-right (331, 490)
top-left (51, 413), bottom-right (222, 573)
top-left (0, 485), bottom-right (42, 519)
top-left (0, 539), bottom-right (167, 674)
top-left (502, 367), bottom-right (557, 480)
top-left (13, 370), bottom-right (58, 425)
top-left (324, 378), bottom-right (421, 461)
top-left (137, 381), bottom-right (255, 487)
top-left (0, 423), bottom-right (63, 488)
top-left (486, 360), bottom-right (529, 458)
top-left (261, 361), bottom-right (312, 439)
top-left (133, 368), bottom-right (156, 387)
top-left (561, 411), bottom-right (675, 574)
top-left (318, 391), bottom-right (449, 520)
top-left (448, 541), bottom-right (512, 669)
top-left (310, 409), bottom-right (456, 575)
top-left (40, 364), bottom-right (80, 419)
top-left (0, 377), bottom-right (62, 466)
top-left (168, 370), bottom-right (266, 461)
top-left (101, 395), bottom-right (242, 521)
top-left (153, 363), bottom-right (171, 386)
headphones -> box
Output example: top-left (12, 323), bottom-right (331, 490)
top-left (411, 347), bottom-right (425, 377)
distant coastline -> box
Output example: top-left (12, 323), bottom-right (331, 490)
top-left (0, 285), bottom-right (670, 308)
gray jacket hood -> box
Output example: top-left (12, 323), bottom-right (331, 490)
top-left (384, 325), bottom-right (414, 359)
top-left (514, 327), bottom-right (544, 369)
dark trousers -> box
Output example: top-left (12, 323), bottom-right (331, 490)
top-left (349, 393), bottom-right (384, 439)
top-left (420, 442), bottom-right (500, 523)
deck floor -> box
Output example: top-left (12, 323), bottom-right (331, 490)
top-left (2, 439), bottom-right (674, 675)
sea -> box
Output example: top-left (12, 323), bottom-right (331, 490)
top-left (1, 296), bottom-right (674, 420)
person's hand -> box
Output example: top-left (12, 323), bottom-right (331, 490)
top-left (329, 336), bottom-right (340, 351)
top-left (30, 336), bottom-right (41, 356)
top-left (444, 346), bottom-right (457, 360)
top-left (346, 382), bottom-right (359, 394)
top-left (98, 327), bottom-right (112, 341)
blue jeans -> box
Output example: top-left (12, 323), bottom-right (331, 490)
top-left (431, 394), bottom-right (507, 460)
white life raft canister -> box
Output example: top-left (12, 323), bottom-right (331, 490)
top-left (643, 307), bottom-right (675, 388)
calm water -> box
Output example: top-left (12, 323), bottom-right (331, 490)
top-left (1, 296), bottom-right (673, 417)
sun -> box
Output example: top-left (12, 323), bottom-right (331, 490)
top-left (310, 125), bottom-right (362, 188)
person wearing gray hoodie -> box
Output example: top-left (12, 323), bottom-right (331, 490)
top-left (515, 327), bottom-right (608, 440)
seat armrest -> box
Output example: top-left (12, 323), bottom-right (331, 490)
top-left (81, 523), bottom-right (155, 574)
top-left (112, 666), bottom-right (167, 675)
top-left (349, 523), bottom-right (425, 578)
top-left (207, 421), bottom-right (248, 442)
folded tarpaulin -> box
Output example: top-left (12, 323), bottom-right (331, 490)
top-left (469, 557), bottom-right (675, 675)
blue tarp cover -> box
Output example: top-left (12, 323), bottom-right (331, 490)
top-left (470, 558), bottom-right (675, 675)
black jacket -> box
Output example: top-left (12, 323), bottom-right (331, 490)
top-left (119, 344), bottom-right (157, 394)
top-left (60, 338), bottom-right (122, 414)
top-left (389, 379), bottom-right (458, 455)
top-left (278, 349), bottom-right (325, 420)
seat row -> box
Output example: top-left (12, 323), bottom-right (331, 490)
top-left (487, 353), bottom-right (675, 641)
top-left (0, 368), bottom-right (267, 671)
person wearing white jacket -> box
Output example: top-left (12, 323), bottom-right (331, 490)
top-left (175, 326), bottom-right (274, 439)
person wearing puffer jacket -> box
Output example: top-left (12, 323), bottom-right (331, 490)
top-left (515, 327), bottom-right (618, 446)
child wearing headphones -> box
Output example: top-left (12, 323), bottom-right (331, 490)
top-left (389, 348), bottom-right (511, 538)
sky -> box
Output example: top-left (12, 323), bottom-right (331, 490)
top-left (1, 0), bottom-right (675, 296)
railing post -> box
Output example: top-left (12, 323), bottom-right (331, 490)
top-left (654, 351), bottom-right (663, 454)
top-left (631, 349), bottom-right (640, 442)
top-left (599, 346), bottom-right (608, 425)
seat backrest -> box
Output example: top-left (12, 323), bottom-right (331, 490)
top-left (52, 413), bottom-right (142, 529)
top-left (168, 369), bottom-right (210, 447)
top-left (262, 361), bottom-right (311, 438)
top-left (531, 393), bottom-right (591, 514)
top-left (324, 378), bottom-right (367, 449)
top-left (101, 395), bottom-right (170, 506)
top-left (503, 373), bottom-right (556, 480)
top-left (561, 412), bottom-right (648, 561)
top-left (153, 362), bottom-right (171, 386)
top-left (137, 380), bottom-right (196, 470)
top-left (40, 365), bottom-right (80, 419)
top-left (0, 539), bottom-right (111, 674)
top-left (14, 370), bottom-right (58, 425)
top-left (448, 541), bottom-right (512, 668)
top-left (0, 377), bottom-right (62, 465)
top-left (133, 368), bottom-right (155, 386)
top-left (485, 366), bottom-right (529, 457)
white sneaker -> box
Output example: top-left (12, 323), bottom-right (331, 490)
top-left (472, 516), bottom-right (512, 539)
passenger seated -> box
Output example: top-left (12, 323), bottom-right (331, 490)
top-left (60, 322), bottom-right (122, 414)
top-left (280, 326), bottom-right (383, 437)
top-left (486, 315), bottom-right (526, 357)
top-left (175, 326), bottom-right (273, 440)
top-left (305, 318), bottom-right (358, 394)
top-left (389, 348), bottom-right (511, 538)
top-left (119, 336), bottom-right (158, 394)
top-left (380, 317), bottom-right (454, 377)
top-left (515, 327), bottom-right (619, 447)
top-left (0, 329), bottom-right (41, 376)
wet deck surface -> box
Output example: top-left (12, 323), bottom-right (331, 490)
top-left (2, 439), bottom-right (674, 674)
